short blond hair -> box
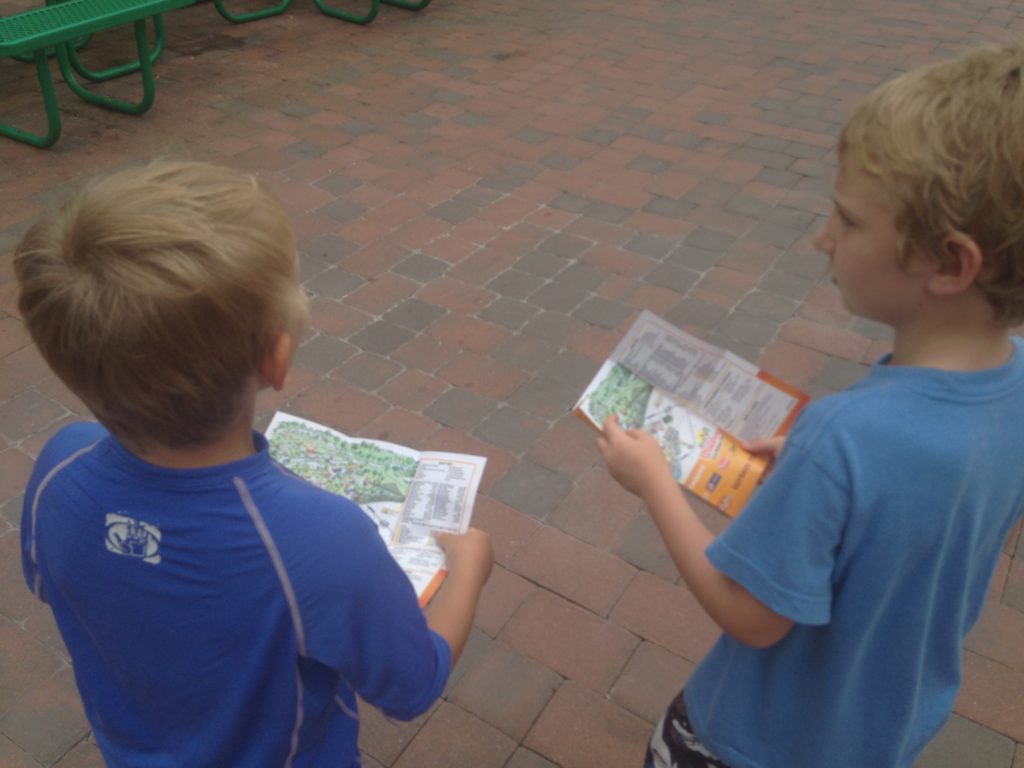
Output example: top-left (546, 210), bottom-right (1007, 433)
top-left (839, 44), bottom-right (1024, 323)
top-left (14, 161), bottom-right (308, 451)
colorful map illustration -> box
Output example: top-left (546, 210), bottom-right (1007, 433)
top-left (268, 420), bottom-right (417, 505)
top-left (584, 363), bottom-right (653, 429)
top-left (581, 362), bottom-right (716, 483)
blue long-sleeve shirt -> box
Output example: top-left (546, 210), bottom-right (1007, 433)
top-left (23, 423), bottom-right (450, 768)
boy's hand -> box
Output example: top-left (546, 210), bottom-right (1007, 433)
top-left (437, 528), bottom-right (493, 587)
top-left (742, 436), bottom-right (786, 478)
top-left (596, 414), bottom-right (675, 499)
top-left (428, 528), bottom-right (493, 667)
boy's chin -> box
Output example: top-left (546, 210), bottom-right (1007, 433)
top-left (836, 294), bottom-right (864, 319)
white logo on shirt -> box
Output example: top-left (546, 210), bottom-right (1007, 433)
top-left (105, 513), bottom-right (162, 564)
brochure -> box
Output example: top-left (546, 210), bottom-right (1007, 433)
top-left (266, 412), bottom-right (486, 605)
top-left (574, 311), bottom-right (808, 517)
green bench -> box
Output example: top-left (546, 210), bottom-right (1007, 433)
top-left (213, 0), bottom-right (431, 28)
top-left (0, 0), bottom-right (192, 148)
top-left (214, 0), bottom-right (378, 25)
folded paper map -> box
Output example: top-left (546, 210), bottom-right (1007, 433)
top-left (574, 311), bottom-right (808, 516)
top-left (266, 412), bottom-right (486, 605)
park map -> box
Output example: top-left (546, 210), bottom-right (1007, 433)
top-left (268, 419), bottom-right (417, 505)
top-left (266, 413), bottom-right (486, 604)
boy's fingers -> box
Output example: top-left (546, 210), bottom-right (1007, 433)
top-left (602, 413), bottom-right (623, 437)
top-left (743, 436), bottom-right (784, 454)
top-left (598, 415), bottom-right (624, 457)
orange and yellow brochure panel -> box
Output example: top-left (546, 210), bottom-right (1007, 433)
top-left (683, 430), bottom-right (768, 518)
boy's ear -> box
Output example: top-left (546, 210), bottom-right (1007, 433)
top-left (259, 331), bottom-right (295, 392)
top-left (928, 235), bottom-right (984, 297)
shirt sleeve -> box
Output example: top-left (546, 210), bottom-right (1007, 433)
top-left (281, 494), bottom-right (450, 721)
top-left (706, 433), bottom-right (849, 626)
top-left (21, 422), bottom-right (109, 603)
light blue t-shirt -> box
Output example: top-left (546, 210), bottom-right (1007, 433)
top-left (685, 340), bottom-right (1024, 768)
top-left (22, 424), bottom-right (450, 768)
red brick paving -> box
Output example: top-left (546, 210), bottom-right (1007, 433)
top-left (449, 640), bottom-right (561, 740)
top-left (547, 465), bottom-right (643, 549)
top-left (1, 0), bottom-right (1023, 766)
top-left (611, 572), bottom-right (721, 664)
top-left (473, 565), bottom-right (537, 638)
top-left (501, 590), bottom-right (638, 692)
top-left (392, 702), bottom-right (517, 768)
top-left (509, 525), bottom-right (636, 617)
top-left (524, 681), bottom-right (649, 768)
top-left (610, 641), bottom-right (696, 725)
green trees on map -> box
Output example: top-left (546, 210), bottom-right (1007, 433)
top-left (587, 364), bottom-right (652, 429)
top-left (269, 422), bottom-right (416, 504)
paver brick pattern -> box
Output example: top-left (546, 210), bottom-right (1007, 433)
top-left (1, 0), bottom-right (1023, 766)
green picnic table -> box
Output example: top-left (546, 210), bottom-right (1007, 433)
top-left (0, 0), bottom-right (192, 147)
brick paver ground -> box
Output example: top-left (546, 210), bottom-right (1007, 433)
top-left (2, 0), bottom-right (1023, 766)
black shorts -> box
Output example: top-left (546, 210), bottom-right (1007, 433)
top-left (644, 689), bottom-right (732, 768)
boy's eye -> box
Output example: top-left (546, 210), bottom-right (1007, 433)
top-left (836, 209), bottom-right (855, 228)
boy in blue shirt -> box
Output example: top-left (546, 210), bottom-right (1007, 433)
top-left (598, 45), bottom-right (1024, 768)
top-left (14, 160), bottom-right (493, 768)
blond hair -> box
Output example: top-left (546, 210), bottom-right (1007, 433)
top-left (839, 45), bottom-right (1024, 323)
top-left (14, 161), bottom-right (308, 451)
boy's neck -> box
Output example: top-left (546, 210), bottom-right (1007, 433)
top-left (892, 328), bottom-right (1013, 370)
top-left (890, 304), bottom-right (1014, 371)
top-left (133, 397), bottom-right (259, 470)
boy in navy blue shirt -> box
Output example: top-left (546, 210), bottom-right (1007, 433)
top-left (598, 45), bottom-right (1024, 767)
top-left (15, 160), bottom-right (493, 767)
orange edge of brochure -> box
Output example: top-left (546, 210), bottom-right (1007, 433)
top-left (756, 370), bottom-right (811, 435)
top-left (572, 405), bottom-right (602, 434)
top-left (419, 569), bottom-right (447, 608)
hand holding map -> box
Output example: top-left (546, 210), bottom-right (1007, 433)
top-left (575, 312), bottom-right (807, 516)
top-left (266, 413), bottom-right (486, 604)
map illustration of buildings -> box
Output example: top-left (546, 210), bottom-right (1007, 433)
top-left (584, 364), bottom-right (714, 482)
top-left (643, 391), bottom-right (713, 481)
top-left (268, 420), bottom-right (417, 505)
